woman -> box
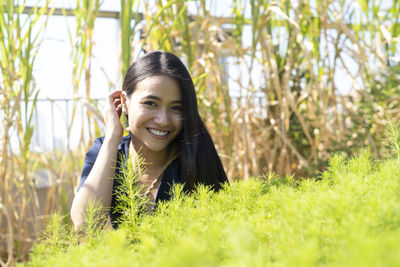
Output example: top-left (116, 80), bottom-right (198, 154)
top-left (70, 51), bottom-right (228, 230)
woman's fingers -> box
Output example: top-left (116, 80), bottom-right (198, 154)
top-left (116, 103), bottom-right (122, 117)
top-left (107, 90), bottom-right (125, 113)
top-left (107, 90), bottom-right (123, 105)
top-left (109, 89), bottom-right (122, 97)
top-left (113, 98), bottom-right (121, 107)
top-left (105, 90), bottom-right (124, 117)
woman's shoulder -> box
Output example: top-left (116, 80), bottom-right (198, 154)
top-left (93, 134), bottom-right (130, 146)
top-left (88, 135), bottom-right (131, 157)
top-left (94, 134), bottom-right (130, 145)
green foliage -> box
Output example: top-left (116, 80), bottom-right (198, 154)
top-left (120, 0), bottom-right (140, 76)
top-left (351, 63), bottom-right (400, 159)
top-left (384, 120), bottom-right (400, 162)
top-left (24, 152), bottom-right (400, 266)
top-left (81, 200), bottom-right (108, 247)
top-left (28, 212), bottom-right (74, 265)
top-left (26, 199), bottom-right (110, 265)
top-left (113, 154), bottom-right (151, 237)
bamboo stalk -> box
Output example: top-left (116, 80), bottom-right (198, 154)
top-left (0, 0), bottom-right (53, 260)
top-left (0, 204), bottom-right (13, 267)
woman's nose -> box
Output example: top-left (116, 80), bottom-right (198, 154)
top-left (154, 109), bottom-right (170, 126)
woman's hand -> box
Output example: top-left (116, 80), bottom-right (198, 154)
top-left (104, 90), bottom-right (124, 142)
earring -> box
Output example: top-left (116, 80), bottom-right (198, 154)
top-left (121, 112), bottom-right (129, 131)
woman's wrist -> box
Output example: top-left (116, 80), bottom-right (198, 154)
top-left (103, 134), bottom-right (122, 147)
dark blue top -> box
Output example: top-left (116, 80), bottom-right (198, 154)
top-left (78, 134), bottom-right (185, 228)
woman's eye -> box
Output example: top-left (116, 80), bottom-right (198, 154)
top-left (172, 106), bottom-right (182, 112)
top-left (143, 101), bottom-right (156, 107)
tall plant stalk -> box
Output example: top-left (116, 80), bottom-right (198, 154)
top-left (120, 0), bottom-right (140, 77)
top-left (69, 0), bottom-right (101, 148)
top-left (0, 0), bottom-right (53, 261)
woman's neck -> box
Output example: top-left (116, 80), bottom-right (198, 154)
top-left (129, 139), bottom-right (176, 173)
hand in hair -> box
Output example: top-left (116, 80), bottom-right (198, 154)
top-left (104, 89), bottom-right (124, 141)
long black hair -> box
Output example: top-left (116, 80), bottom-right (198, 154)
top-left (122, 50), bottom-right (228, 191)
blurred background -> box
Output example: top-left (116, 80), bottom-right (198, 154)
top-left (0, 0), bottom-right (399, 263)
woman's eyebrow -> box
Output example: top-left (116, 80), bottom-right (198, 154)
top-left (143, 95), bottom-right (183, 104)
top-left (143, 95), bottom-right (160, 101)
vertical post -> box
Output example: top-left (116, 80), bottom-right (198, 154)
top-left (51, 101), bottom-right (55, 150)
top-left (65, 99), bottom-right (69, 151)
top-left (35, 101), bottom-right (39, 146)
top-left (81, 104), bottom-right (85, 145)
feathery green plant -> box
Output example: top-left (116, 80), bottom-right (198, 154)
top-left (27, 200), bottom-right (108, 265)
top-left (113, 154), bottom-right (151, 237)
top-left (40, 212), bottom-right (72, 251)
top-left (24, 149), bottom-right (400, 266)
top-left (383, 120), bottom-right (400, 162)
top-left (80, 200), bottom-right (108, 247)
top-left (24, 122), bottom-right (400, 266)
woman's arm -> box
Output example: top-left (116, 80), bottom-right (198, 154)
top-left (70, 137), bottom-right (119, 230)
top-left (70, 90), bottom-right (124, 231)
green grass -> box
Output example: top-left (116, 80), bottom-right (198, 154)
top-left (24, 150), bottom-right (400, 266)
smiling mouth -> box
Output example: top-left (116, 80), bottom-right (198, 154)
top-left (147, 128), bottom-right (169, 137)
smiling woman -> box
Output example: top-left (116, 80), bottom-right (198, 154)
top-left (70, 51), bottom-right (228, 230)
top-left (123, 75), bottom-right (183, 157)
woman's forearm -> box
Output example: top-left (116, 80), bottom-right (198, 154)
top-left (70, 136), bottom-right (120, 230)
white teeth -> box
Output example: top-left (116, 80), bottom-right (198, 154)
top-left (148, 128), bottom-right (168, 136)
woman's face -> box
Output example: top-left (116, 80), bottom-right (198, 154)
top-left (123, 75), bottom-right (183, 154)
